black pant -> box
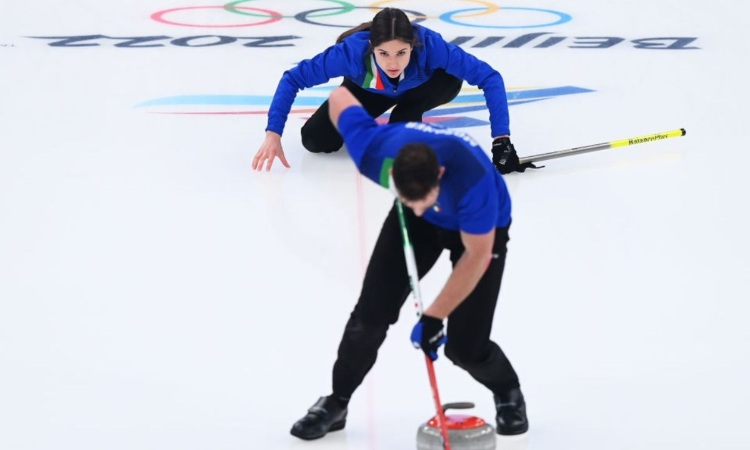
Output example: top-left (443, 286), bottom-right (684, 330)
top-left (331, 203), bottom-right (520, 400)
top-left (301, 70), bottom-right (463, 153)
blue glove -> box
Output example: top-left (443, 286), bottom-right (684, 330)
top-left (411, 314), bottom-right (447, 361)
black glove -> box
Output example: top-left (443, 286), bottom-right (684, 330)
top-left (410, 314), bottom-right (447, 361)
top-left (491, 137), bottom-right (539, 174)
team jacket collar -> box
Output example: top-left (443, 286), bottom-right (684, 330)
top-left (362, 54), bottom-right (405, 90)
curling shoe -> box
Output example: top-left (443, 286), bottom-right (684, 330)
top-left (290, 395), bottom-right (348, 440)
top-left (494, 387), bottom-right (529, 435)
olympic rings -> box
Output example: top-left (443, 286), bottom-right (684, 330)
top-left (295, 7), bottom-right (427, 28)
top-left (440, 7), bottom-right (572, 29)
top-left (151, 5), bottom-right (281, 28)
top-left (224, 0), bottom-right (355, 19)
top-left (369, 0), bottom-right (499, 19)
top-left (150, 2), bottom-right (573, 29)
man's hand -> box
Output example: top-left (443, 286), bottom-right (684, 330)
top-left (410, 314), bottom-right (447, 361)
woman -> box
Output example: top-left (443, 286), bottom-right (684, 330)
top-left (252, 8), bottom-right (532, 174)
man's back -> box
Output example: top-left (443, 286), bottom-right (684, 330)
top-left (338, 105), bottom-right (511, 233)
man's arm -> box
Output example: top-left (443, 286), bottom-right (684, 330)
top-left (424, 229), bottom-right (495, 319)
top-left (328, 87), bottom-right (362, 132)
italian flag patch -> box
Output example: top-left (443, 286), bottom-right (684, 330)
top-left (363, 54), bottom-right (385, 90)
top-left (362, 54), bottom-right (404, 90)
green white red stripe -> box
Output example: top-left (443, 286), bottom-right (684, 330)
top-left (363, 54), bottom-right (384, 89)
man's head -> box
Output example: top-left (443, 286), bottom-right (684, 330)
top-left (392, 143), bottom-right (444, 216)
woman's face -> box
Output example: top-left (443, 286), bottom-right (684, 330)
top-left (372, 39), bottom-right (412, 78)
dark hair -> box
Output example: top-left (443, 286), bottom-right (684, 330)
top-left (392, 143), bottom-right (440, 201)
top-left (336, 7), bottom-right (417, 48)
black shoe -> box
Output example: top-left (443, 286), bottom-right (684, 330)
top-left (494, 388), bottom-right (528, 435)
top-left (290, 396), bottom-right (348, 440)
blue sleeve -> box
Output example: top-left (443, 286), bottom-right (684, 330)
top-left (266, 40), bottom-right (364, 135)
top-left (337, 105), bottom-right (380, 170)
top-left (457, 174), bottom-right (499, 234)
top-left (422, 29), bottom-right (510, 137)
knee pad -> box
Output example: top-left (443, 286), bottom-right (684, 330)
top-left (444, 343), bottom-right (467, 369)
top-left (444, 342), bottom-right (491, 370)
top-left (341, 312), bottom-right (390, 348)
top-left (301, 127), bottom-right (342, 154)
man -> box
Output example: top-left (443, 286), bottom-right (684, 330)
top-left (289, 86), bottom-right (528, 440)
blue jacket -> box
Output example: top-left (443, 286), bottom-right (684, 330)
top-left (338, 105), bottom-right (511, 233)
top-left (266, 25), bottom-right (511, 138)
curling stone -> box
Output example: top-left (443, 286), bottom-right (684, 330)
top-left (416, 402), bottom-right (496, 450)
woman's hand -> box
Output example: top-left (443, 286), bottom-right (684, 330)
top-left (252, 131), bottom-right (290, 171)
